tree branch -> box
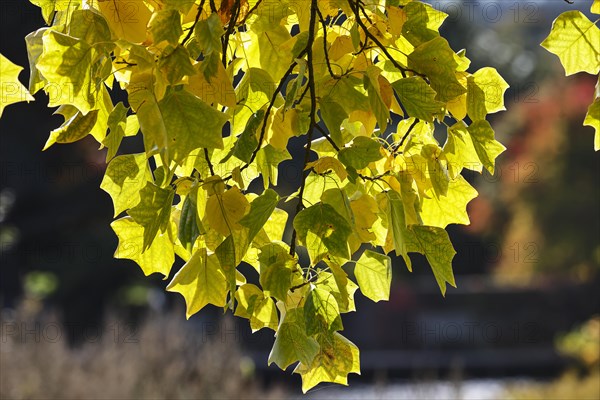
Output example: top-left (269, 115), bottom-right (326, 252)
top-left (314, 124), bottom-right (340, 152)
top-left (289, 0), bottom-right (319, 257)
top-left (181, 0), bottom-right (206, 46)
top-left (222, 0), bottom-right (241, 66)
top-left (238, 0), bottom-right (264, 26)
top-left (348, 0), bottom-right (422, 79)
top-left (316, 8), bottom-right (341, 79)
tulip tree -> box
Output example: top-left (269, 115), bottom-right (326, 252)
top-left (1, 0), bottom-right (597, 393)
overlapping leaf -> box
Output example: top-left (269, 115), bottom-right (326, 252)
top-left (11, 0), bottom-right (517, 392)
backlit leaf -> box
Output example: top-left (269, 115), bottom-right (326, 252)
top-left (354, 250), bottom-right (392, 302)
top-left (541, 11), bottom-right (600, 76)
top-left (167, 248), bottom-right (229, 318)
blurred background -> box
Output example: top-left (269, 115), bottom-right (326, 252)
top-left (1, 1), bottom-right (598, 399)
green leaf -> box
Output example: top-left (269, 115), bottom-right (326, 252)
top-left (246, 26), bottom-right (293, 82)
top-left (583, 97), bottom-right (600, 151)
top-left (294, 332), bottom-right (360, 393)
top-left (269, 307), bottom-right (319, 370)
top-left (293, 203), bottom-right (352, 261)
top-left (233, 68), bottom-right (275, 135)
top-left (29, 0), bottom-right (61, 24)
top-left (43, 107), bottom-right (99, 150)
top-left (167, 249), bottom-right (229, 318)
top-left (319, 98), bottom-right (348, 147)
top-left (541, 11), bottom-right (600, 76)
top-left (24, 28), bottom-right (48, 95)
top-left (407, 37), bottom-right (466, 102)
top-left (316, 266), bottom-right (358, 314)
top-left (420, 174), bottom-right (478, 228)
top-left (158, 45), bottom-right (197, 84)
top-left (354, 250), bottom-right (392, 302)
top-left (304, 287), bottom-right (344, 335)
top-left (68, 10), bottom-right (112, 47)
top-left (467, 120), bottom-right (506, 175)
top-left (158, 87), bottom-right (227, 163)
top-left (238, 189), bottom-right (280, 241)
top-left (101, 154), bottom-right (150, 217)
top-left (230, 110), bottom-right (264, 163)
top-left (384, 190), bottom-right (412, 268)
top-left (467, 67), bottom-right (509, 120)
top-left (444, 121), bottom-right (482, 178)
top-left (338, 137), bottom-right (383, 170)
top-left (102, 102), bottom-right (129, 161)
top-left (405, 225), bottom-right (456, 296)
top-left (178, 188), bottom-right (202, 253)
top-left (364, 66), bottom-right (390, 130)
top-left (195, 13), bottom-right (223, 55)
top-left (234, 284), bottom-right (278, 332)
top-left (127, 182), bottom-right (175, 251)
top-left (0, 53), bottom-right (34, 117)
top-left (258, 243), bottom-right (297, 301)
top-left (37, 30), bottom-right (100, 113)
top-left (149, 9), bottom-right (183, 45)
top-left (257, 144), bottom-right (292, 189)
top-left (402, 1), bottom-right (447, 45)
top-left (111, 216), bottom-right (175, 277)
top-left (162, 0), bottom-right (196, 14)
top-left (392, 77), bottom-right (445, 122)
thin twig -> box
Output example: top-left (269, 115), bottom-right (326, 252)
top-left (204, 148), bottom-right (215, 176)
top-left (222, 0), bottom-right (241, 65)
top-left (314, 124), bottom-right (340, 151)
top-left (316, 8), bottom-right (340, 79)
top-left (237, 0), bottom-right (264, 26)
top-left (394, 117), bottom-right (419, 152)
top-left (181, 0), bottom-right (206, 46)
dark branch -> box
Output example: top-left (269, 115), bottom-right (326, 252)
top-left (222, 0), bottom-right (241, 66)
top-left (394, 118), bottom-right (420, 152)
top-left (314, 124), bottom-right (340, 152)
top-left (204, 148), bottom-right (215, 176)
top-left (181, 0), bottom-right (206, 46)
top-left (316, 8), bottom-right (341, 79)
top-left (289, 0), bottom-right (319, 257)
top-left (238, 0), bottom-right (264, 26)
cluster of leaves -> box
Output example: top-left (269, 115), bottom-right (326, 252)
top-left (542, 0), bottom-right (600, 151)
top-left (0, 0), bottom-right (512, 391)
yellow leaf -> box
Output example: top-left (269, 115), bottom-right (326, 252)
top-left (267, 107), bottom-right (300, 150)
top-left (446, 72), bottom-right (468, 120)
top-left (205, 186), bottom-right (250, 236)
top-left (111, 216), bottom-right (175, 277)
top-left (328, 35), bottom-right (355, 61)
top-left (166, 248), bottom-right (228, 318)
top-left (0, 54), bottom-right (34, 117)
top-left (467, 67), bottom-right (509, 120)
top-left (583, 98), bottom-right (600, 151)
top-left (97, 0), bottom-right (152, 43)
top-left (350, 194), bottom-right (378, 243)
top-left (294, 333), bottom-right (360, 393)
top-left (541, 11), bottom-right (600, 76)
top-left (187, 61), bottom-right (237, 108)
top-left (306, 156), bottom-right (348, 181)
top-left (420, 175), bottom-right (478, 228)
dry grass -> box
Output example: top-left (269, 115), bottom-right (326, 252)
top-left (0, 304), bottom-right (288, 400)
